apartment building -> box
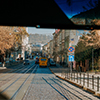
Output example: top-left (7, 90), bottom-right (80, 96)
top-left (45, 29), bottom-right (80, 68)
top-left (49, 40), bottom-right (53, 58)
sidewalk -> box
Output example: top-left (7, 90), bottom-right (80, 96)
top-left (0, 60), bottom-right (23, 68)
top-left (49, 65), bottom-right (100, 98)
top-left (56, 63), bottom-right (100, 77)
top-left (56, 63), bottom-right (64, 68)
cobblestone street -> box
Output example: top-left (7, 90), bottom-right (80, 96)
top-left (22, 66), bottom-right (100, 100)
top-left (0, 61), bottom-right (99, 100)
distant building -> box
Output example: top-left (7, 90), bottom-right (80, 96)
top-left (21, 35), bottom-right (29, 60)
top-left (28, 33), bottom-right (53, 44)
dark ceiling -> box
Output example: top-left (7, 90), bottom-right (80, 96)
top-left (0, 0), bottom-right (73, 27)
top-left (0, 0), bottom-right (100, 29)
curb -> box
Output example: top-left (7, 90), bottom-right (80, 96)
top-left (49, 67), bottom-right (100, 98)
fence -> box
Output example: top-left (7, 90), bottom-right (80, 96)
top-left (61, 70), bottom-right (100, 92)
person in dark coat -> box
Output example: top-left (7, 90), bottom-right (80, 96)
top-left (1, 56), bottom-right (4, 67)
top-left (1, 57), bottom-right (4, 64)
top-left (79, 66), bottom-right (82, 72)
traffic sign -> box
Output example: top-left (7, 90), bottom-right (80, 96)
top-left (68, 46), bottom-right (75, 53)
top-left (69, 55), bottom-right (74, 62)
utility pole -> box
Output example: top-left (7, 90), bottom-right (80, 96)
top-left (70, 62), bottom-right (72, 73)
top-left (92, 49), bottom-right (94, 71)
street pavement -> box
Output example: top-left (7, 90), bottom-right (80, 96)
top-left (23, 65), bottom-right (100, 100)
top-left (0, 61), bottom-right (99, 100)
top-left (49, 64), bottom-right (100, 97)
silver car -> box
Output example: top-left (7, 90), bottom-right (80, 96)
top-left (49, 60), bottom-right (56, 66)
top-left (23, 60), bottom-right (30, 65)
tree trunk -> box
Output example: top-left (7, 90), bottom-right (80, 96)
top-left (85, 59), bottom-right (89, 71)
top-left (97, 56), bottom-right (100, 70)
top-left (97, 49), bottom-right (100, 70)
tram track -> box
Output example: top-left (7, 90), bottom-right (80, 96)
top-left (0, 60), bottom-right (33, 75)
top-left (0, 64), bottom-right (34, 88)
top-left (0, 63), bottom-right (35, 94)
top-left (12, 66), bottom-right (100, 100)
top-left (0, 61), bottom-right (34, 80)
top-left (0, 64), bottom-right (24, 78)
top-left (0, 62), bottom-right (24, 73)
top-left (0, 65), bottom-right (27, 80)
top-left (11, 65), bottom-right (38, 100)
top-left (0, 63), bottom-right (37, 100)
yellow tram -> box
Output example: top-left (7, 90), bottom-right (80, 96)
top-left (39, 57), bottom-right (48, 67)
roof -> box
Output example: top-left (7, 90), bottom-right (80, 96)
top-left (0, 0), bottom-right (99, 29)
top-left (0, 0), bottom-right (73, 28)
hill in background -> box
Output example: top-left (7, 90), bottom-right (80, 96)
top-left (28, 33), bottom-right (53, 44)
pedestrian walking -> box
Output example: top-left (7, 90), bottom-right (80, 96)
top-left (79, 66), bottom-right (82, 72)
top-left (1, 57), bottom-right (4, 67)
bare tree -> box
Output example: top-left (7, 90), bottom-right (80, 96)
top-left (0, 26), bottom-right (29, 55)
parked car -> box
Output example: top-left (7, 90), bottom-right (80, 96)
top-left (23, 60), bottom-right (30, 65)
top-left (34, 56), bottom-right (38, 60)
top-left (49, 60), bottom-right (56, 66)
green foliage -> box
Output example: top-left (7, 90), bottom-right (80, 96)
top-left (75, 47), bottom-right (92, 62)
top-left (75, 30), bottom-right (100, 71)
top-left (75, 31), bottom-right (94, 62)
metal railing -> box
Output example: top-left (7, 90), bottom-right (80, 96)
top-left (61, 70), bottom-right (100, 92)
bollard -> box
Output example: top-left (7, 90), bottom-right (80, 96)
top-left (80, 73), bottom-right (81, 84)
top-left (65, 72), bottom-right (66, 79)
top-left (62, 71), bottom-right (63, 77)
top-left (63, 71), bottom-right (64, 77)
top-left (67, 71), bottom-right (68, 79)
top-left (71, 73), bottom-right (72, 80)
top-left (77, 72), bottom-right (78, 83)
top-left (83, 73), bottom-right (85, 86)
top-left (69, 71), bottom-right (70, 79)
top-left (92, 75), bottom-right (94, 89)
top-left (97, 76), bottom-right (99, 91)
top-left (74, 72), bottom-right (75, 81)
top-left (87, 73), bottom-right (89, 87)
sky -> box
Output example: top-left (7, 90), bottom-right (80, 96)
top-left (27, 27), bottom-right (55, 36)
top-left (76, 30), bottom-right (90, 36)
top-left (27, 27), bottom-right (90, 36)
top-left (54, 0), bottom-right (98, 18)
